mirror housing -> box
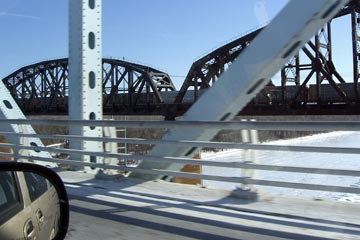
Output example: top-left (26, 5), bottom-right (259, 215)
top-left (0, 161), bottom-right (69, 240)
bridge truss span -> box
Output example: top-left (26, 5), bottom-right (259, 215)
top-left (174, 28), bottom-right (262, 104)
top-left (2, 1), bottom-right (360, 117)
top-left (175, 1), bottom-right (360, 116)
top-left (2, 58), bottom-right (176, 115)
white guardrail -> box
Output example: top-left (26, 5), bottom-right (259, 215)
top-left (0, 119), bottom-right (360, 194)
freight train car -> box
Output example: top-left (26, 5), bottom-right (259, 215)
top-left (255, 83), bottom-right (359, 105)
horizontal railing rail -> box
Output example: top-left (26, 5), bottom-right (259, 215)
top-left (0, 119), bottom-right (359, 195)
top-left (1, 131), bottom-right (360, 155)
top-left (1, 141), bottom-right (360, 177)
top-left (1, 119), bottom-right (360, 131)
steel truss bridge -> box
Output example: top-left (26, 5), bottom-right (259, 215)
top-left (2, 1), bottom-right (360, 119)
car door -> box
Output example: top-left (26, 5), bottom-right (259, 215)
top-left (21, 171), bottom-right (60, 240)
top-left (0, 171), bottom-right (29, 240)
top-left (0, 171), bottom-right (60, 240)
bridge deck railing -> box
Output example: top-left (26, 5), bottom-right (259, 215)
top-left (0, 119), bottom-right (359, 195)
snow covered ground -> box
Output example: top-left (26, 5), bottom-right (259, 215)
top-left (202, 131), bottom-right (360, 203)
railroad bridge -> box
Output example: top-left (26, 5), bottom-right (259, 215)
top-left (2, 1), bottom-right (360, 118)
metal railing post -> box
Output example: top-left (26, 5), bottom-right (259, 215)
top-left (240, 119), bottom-right (259, 194)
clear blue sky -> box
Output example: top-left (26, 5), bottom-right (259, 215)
top-left (0, 0), bottom-right (354, 88)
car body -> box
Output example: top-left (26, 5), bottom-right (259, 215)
top-left (0, 170), bottom-right (60, 240)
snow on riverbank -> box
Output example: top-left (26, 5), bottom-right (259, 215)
top-left (202, 131), bottom-right (360, 202)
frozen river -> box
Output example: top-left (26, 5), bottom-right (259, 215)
top-left (202, 131), bottom-right (360, 203)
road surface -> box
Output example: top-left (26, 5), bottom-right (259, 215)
top-left (58, 171), bottom-right (360, 240)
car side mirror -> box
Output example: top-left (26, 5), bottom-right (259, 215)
top-left (0, 161), bottom-right (69, 240)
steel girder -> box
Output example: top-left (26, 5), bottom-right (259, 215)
top-left (133, 0), bottom-right (350, 180)
top-left (281, 22), bottom-right (348, 104)
top-left (1, 58), bottom-right (175, 114)
top-left (174, 29), bottom-right (262, 104)
top-left (279, 3), bottom-right (360, 105)
top-left (2, 3), bottom-right (358, 117)
top-left (102, 59), bottom-right (175, 113)
top-left (351, 8), bottom-right (360, 100)
top-left (281, 0), bottom-right (360, 103)
top-left (176, 2), bottom-right (359, 108)
top-left (2, 59), bottom-right (68, 113)
top-left (335, 0), bottom-right (360, 18)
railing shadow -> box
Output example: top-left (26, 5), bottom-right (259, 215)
top-left (63, 175), bottom-right (360, 240)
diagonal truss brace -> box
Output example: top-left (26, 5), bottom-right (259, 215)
top-left (0, 80), bottom-right (55, 166)
top-left (133, 0), bottom-right (350, 180)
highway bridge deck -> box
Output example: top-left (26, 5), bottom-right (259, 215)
top-left (59, 171), bottom-right (360, 240)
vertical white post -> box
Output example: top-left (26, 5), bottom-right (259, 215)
top-left (68, 0), bottom-right (103, 170)
top-left (241, 119), bottom-right (258, 191)
top-left (103, 126), bottom-right (119, 175)
top-left (241, 121), bottom-right (251, 190)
